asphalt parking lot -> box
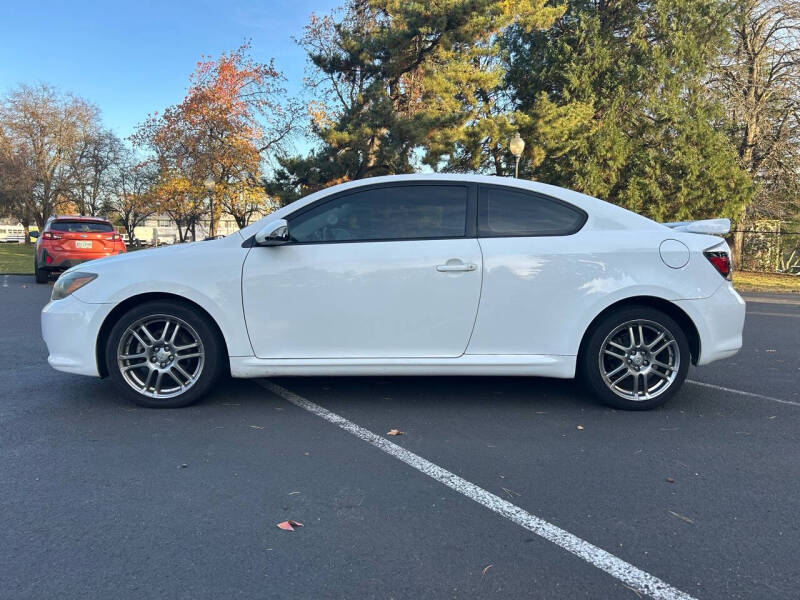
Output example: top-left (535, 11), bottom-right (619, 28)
top-left (2, 274), bottom-right (799, 599)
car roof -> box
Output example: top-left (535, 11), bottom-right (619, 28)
top-left (238, 173), bottom-right (664, 240)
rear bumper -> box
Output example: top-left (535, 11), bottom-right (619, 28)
top-left (40, 249), bottom-right (124, 270)
top-left (674, 282), bottom-right (746, 366)
top-left (41, 294), bottom-right (114, 377)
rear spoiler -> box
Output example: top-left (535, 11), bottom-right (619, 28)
top-left (662, 218), bottom-right (730, 235)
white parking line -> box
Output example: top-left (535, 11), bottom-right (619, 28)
top-left (687, 380), bottom-right (800, 407)
top-left (257, 379), bottom-right (696, 600)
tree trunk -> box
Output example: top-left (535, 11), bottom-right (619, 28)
top-left (731, 206), bottom-right (748, 270)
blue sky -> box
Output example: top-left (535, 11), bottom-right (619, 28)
top-left (0, 0), bottom-right (339, 142)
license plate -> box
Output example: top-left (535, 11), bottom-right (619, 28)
top-left (75, 240), bottom-right (92, 249)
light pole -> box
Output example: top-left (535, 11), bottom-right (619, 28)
top-left (509, 132), bottom-right (525, 178)
top-left (204, 177), bottom-right (216, 238)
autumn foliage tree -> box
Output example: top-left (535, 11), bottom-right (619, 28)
top-left (133, 43), bottom-right (299, 237)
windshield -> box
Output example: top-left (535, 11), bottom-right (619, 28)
top-left (50, 220), bottom-right (113, 233)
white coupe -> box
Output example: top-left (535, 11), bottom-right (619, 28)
top-left (41, 175), bottom-right (745, 410)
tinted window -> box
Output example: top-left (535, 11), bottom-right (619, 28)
top-left (289, 185), bottom-right (468, 243)
top-left (50, 220), bottom-right (113, 233)
top-left (478, 187), bottom-right (585, 237)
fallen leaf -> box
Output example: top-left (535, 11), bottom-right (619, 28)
top-left (622, 584), bottom-right (643, 598)
top-left (289, 491), bottom-right (301, 495)
top-left (250, 425), bottom-right (264, 429)
top-left (277, 519), bottom-right (304, 531)
top-left (482, 564), bottom-right (494, 577)
top-left (666, 477), bottom-right (675, 483)
top-left (386, 429), bottom-right (404, 436)
top-left (576, 425), bottom-right (584, 430)
top-left (668, 510), bottom-right (694, 524)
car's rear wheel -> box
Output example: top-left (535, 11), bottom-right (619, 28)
top-left (580, 306), bottom-right (690, 410)
top-left (105, 301), bottom-right (223, 408)
top-left (34, 260), bottom-right (49, 284)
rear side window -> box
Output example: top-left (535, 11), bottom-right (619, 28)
top-left (50, 220), bottom-right (113, 233)
top-left (478, 186), bottom-right (586, 237)
top-left (289, 185), bottom-right (469, 243)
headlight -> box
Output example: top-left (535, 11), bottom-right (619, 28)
top-left (51, 272), bottom-right (98, 301)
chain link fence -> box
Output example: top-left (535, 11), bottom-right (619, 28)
top-left (733, 220), bottom-right (800, 273)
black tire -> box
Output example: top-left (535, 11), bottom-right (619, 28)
top-left (580, 305), bottom-right (690, 410)
top-left (34, 260), bottom-right (49, 284)
top-left (105, 300), bottom-right (224, 408)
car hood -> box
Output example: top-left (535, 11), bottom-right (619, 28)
top-left (69, 234), bottom-right (244, 275)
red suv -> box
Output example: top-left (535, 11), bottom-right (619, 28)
top-left (35, 216), bottom-right (126, 283)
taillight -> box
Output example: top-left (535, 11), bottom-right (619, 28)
top-left (106, 233), bottom-right (122, 241)
top-left (704, 244), bottom-right (731, 280)
top-left (42, 231), bottom-right (62, 240)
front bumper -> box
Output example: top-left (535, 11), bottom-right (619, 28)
top-left (674, 282), bottom-right (746, 366)
top-left (41, 294), bottom-right (114, 377)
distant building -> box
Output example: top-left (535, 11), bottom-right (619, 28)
top-left (134, 209), bottom-right (274, 244)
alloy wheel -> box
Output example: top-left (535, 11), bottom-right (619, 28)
top-left (116, 314), bottom-right (205, 399)
top-left (598, 319), bottom-right (680, 402)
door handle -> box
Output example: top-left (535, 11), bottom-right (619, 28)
top-left (436, 262), bottom-right (477, 272)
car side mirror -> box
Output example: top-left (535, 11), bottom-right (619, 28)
top-left (255, 219), bottom-right (289, 246)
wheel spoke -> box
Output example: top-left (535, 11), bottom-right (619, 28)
top-left (638, 324), bottom-right (645, 347)
top-left (140, 324), bottom-right (157, 344)
top-left (172, 363), bottom-right (194, 382)
top-left (606, 363), bottom-right (627, 378)
top-left (122, 361), bottom-right (148, 372)
top-left (651, 359), bottom-right (674, 370)
top-left (142, 368), bottom-right (155, 391)
top-left (166, 368), bottom-right (185, 388)
top-left (174, 342), bottom-right (199, 352)
top-left (610, 371), bottom-right (630, 387)
top-left (170, 323), bottom-right (181, 343)
top-left (628, 326), bottom-right (636, 348)
top-left (608, 340), bottom-right (628, 352)
top-left (154, 371), bottom-right (164, 395)
top-left (603, 349), bottom-right (626, 360)
top-left (652, 340), bottom-right (675, 356)
top-left (646, 332), bottom-right (665, 350)
top-left (176, 352), bottom-right (202, 361)
top-left (650, 369), bottom-right (671, 382)
top-left (159, 321), bottom-right (171, 342)
top-left (120, 352), bottom-right (147, 360)
top-left (130, 330), bottom-right (150, 349)
top-left (632, 373), bottom-right (640, 397)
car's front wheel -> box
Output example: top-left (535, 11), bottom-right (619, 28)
top-left (105, 301), bottom-right (223, 408)
top-left (580, 306), bottom-right (690, 410)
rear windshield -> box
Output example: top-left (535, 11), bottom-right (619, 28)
top-left (50, 220), bottom-right (113, 233)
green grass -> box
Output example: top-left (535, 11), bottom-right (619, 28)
top-left (3, 242), bottom-right (797, 293)
top-left (0, 244), bottom-right (34, 274)
top-left (733, 270), bottom-right (800, 294)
